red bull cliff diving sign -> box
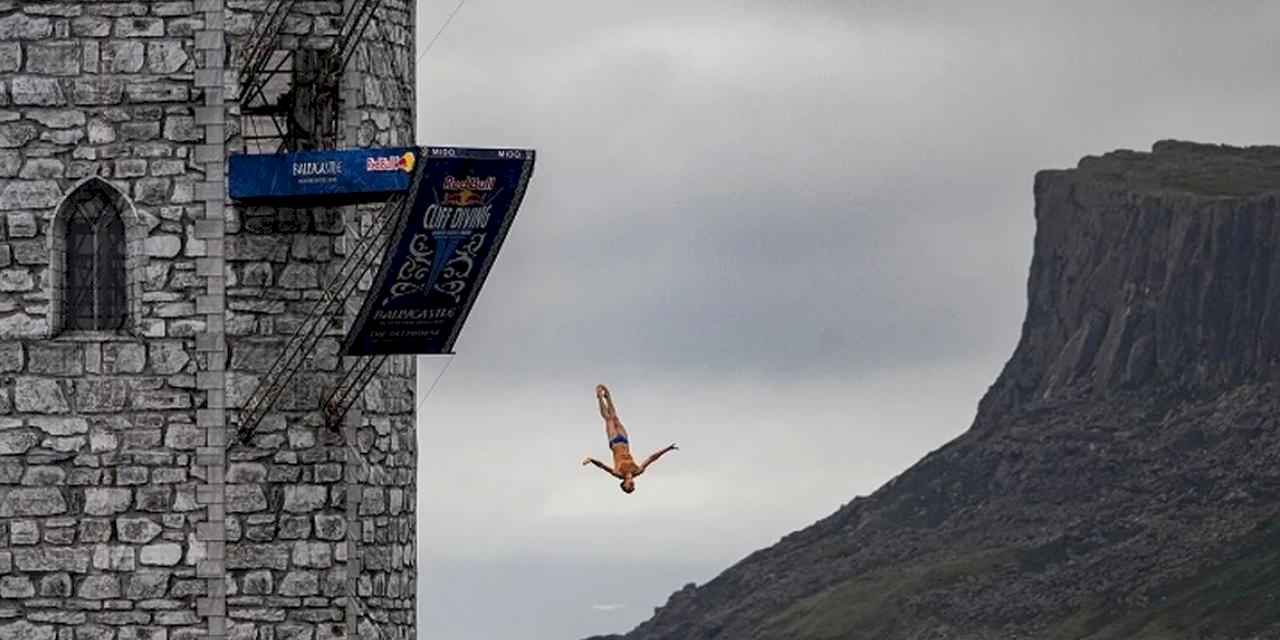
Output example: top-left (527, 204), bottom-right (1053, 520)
top-left (342, 146), bottom-right (536, 355)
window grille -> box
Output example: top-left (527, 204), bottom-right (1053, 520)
top-left (62, 184), bottom-right (127, 331)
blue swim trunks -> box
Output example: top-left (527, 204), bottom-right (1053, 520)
top-left (609, 434), bottom-right (628, 446)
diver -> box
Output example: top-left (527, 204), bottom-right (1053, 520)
top-left (581, 384), bottom-right (678, 494)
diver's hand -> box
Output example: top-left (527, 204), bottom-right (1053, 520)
top-left (581, 457), bottom-right (592, 466)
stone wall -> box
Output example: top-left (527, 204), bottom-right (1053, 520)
top-left (345, 0), bottom-right (414, 148)
top-left (0, 0), bottom-right (418, 639)
top-left (348, 354), bottom-right (415, 640)
top-left (0, 3), bottom-right (211, 640)
top-left (221, 202), bottom-right (352, 640)
top-left (339, 1), bottom-right (417, 638)
top-left (223, 1), bottom-right (418, 639)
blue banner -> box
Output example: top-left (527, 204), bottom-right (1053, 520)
top-left (228, 147), bottom-right (417, 203)
top-left (342, 146), bottom-right (536, 355)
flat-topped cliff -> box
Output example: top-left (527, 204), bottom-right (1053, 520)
top-left (587, 141), bottom-right (1280, 640)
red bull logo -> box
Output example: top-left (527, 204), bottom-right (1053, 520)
top-left (442, 175), bottom-right (496, 207)
top-left (366, 151), bottom-right (416, 173)
top-left (443, 176), bottom-right (496, 191)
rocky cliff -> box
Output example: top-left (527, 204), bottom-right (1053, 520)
top-left (587, 141), bottom-right (1280, 640)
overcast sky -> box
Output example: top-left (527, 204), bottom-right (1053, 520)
top-left (406, 1), bottom-right (1280, 638)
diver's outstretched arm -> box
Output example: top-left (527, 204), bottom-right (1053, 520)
top-left (639, 444), bottom-right (678, 474)
top-left (582, 457), bottom-right (622, 479)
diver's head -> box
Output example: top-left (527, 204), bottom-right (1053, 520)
top-left (620, 477), bottom-right (635, 493)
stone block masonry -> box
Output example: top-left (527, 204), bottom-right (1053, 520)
top-left (331, 0), bottom-right (417, 638)
top-left (0, 3), bottom-right (215, 640)
top-left (223, 0), bottom-right (419, 638)
top-left (0, 0), bottom-right (419, 639)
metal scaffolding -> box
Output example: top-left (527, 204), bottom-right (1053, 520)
top-left (232, 0), bottom-right (420, 447)
top-left (327, 0), bottom-right (385, 88)
top-left (236, 0), bottom-right (395, 152)
top-left (230, 166), bottom-right (422, 448)
top-left (236, 0), bottom-right (300, 151)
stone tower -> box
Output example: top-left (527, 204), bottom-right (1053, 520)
top-left (0, 2), bottom-right (417, 640)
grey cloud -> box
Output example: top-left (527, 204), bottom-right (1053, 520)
top-left (409, 1), bottom-right (1280, 638)
top-left (419, 554), bottom-right (717, 640)
top-left (415, 0), bottom-right (1280, 383)
top-left (412, 367), bottom-right (998, 640)
top-left (413, 369), bottom-right (996, 561)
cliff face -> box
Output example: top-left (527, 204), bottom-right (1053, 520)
top-left (980, 140), bottom-right (1280, 421)
top-left (587, 141), bottom-right (1280, 640)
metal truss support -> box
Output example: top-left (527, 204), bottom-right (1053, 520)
top-left (238, 0), bottom-right (414, 152)
top-left (237, 0), bottom-right (300, 109)
top-left (331, 0), bottom-right (384, 80)
top-left (323, 354), bottom-right (390, 431)
top-left (230, 169), bottom-right (423, 448)
top-left (232, 0), bottom-right (426, 446)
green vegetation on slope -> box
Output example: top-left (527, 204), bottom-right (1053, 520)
top-left (758, 549), bottom-right (1018, 639)
top-left (1048, 518), bottom-right (1280, 640)
top-left (756, 519), bottom-right (1280, 640)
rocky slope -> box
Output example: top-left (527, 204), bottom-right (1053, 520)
top-left (587, 141), bottom-right (1280, 639)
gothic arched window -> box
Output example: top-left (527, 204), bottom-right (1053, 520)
top-left (50, 179), bottom-right (135, 335)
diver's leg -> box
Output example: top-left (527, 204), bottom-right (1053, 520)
top-left (605, 415), bottom-right (631, 444)
top-left (596, 384), bottom-right (616, 419)
top-left (598, 385), bottom-right (629, 444)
